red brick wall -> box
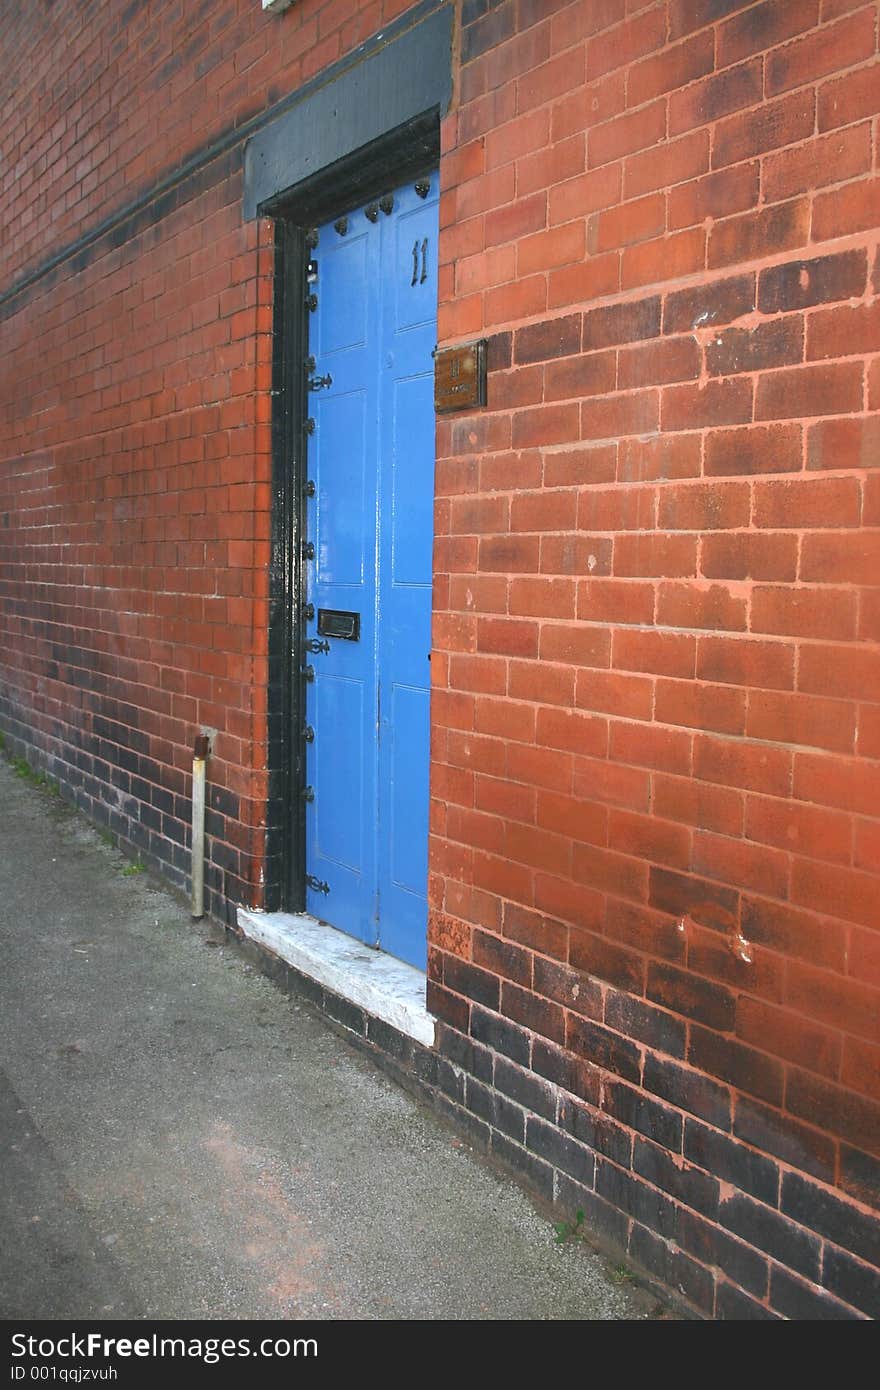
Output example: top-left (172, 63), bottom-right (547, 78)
top-left (428, 0), bottom-right (880, 1317)
top-left (2, 0), bottom-right (879, 1318)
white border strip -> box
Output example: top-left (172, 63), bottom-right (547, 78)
top-left (237, 909), bottom-right (436, 1048)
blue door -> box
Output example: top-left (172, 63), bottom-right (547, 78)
top-left (302, 176), bottom-right (438, 972)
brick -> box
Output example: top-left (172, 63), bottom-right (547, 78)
top-left (509, 576), bottom-right (576, 620)
top-left (526, 1114), bottom-right (596, 1186)
top-left (559, 1094), bottom-right (635, 1169)
top-left (751, 586), bottom-right (857, 642)
top-left (653, 772), bottom-right (744, 838)
top-left (670, 57), bottom-right (764, 133)
top-left (840, 1145), bottom-right (880, 1211)
top-left (539, 623), bottom-right (611, 669)
top-left (548, 164), bottom-right (622, 226)
top-left (603, 1080), bottom-right (682, 1152)
top-left (540, 533), bottom-right (613, 576)
top-left (716, 0), bottom-right (821, 67)
top-left (783, 1170), bottom-right (880, 1275)
top-left (701, 532), bottom-right (799, 582)
top-left (759, 249), bottom-right (867, 314)
top-left (819, 60), bottom-right (880, 132)
top-left (617, 434), bottom-right (702, 483)
top-left (734, 1093), bottom-right (837, 1182)
top-left (697, 636), bottom-right (795, 692)
top-left (628, 1223), bottom-right (717, 1314)
top-left (532, 955), bottom-right (604, 1022)
top-left (551, 69), bottom-right (626, 142)
top-left (644, 1053), bottom-right (733, 1130)
top-left (713, 90), bottom-right (815, 169)
top-left (572, 756), bottom-right (651, 813)
top-left (755, 363), bottom-right (864, 422)
top-left (705, 423), bottom-right (803, 477)
top-left (745, 794), bottom-right (852, 867)
top-left (801, 531), bottom-right (880, 586)
top-left (750, 689), bottom-right (857, 756)
top-left (647, 961), bottom-right (737, 1031)
top-left (577, 578), bottom-right (655, 626)
top-left (605, 990), bottom-right (687, 1060)
top-left (693, 824), bottom-right (790, 899)
top-left (794, 751), bottom-right (880, 819)
top-left (531, 1036), bottom-right (600, 1103)
top-left (580, 390), bottom-right (659, 440)
top-left (807, 416), bottom-right (880, 471)
top-left (655, 677), bottom-right (746, 736)
top-left (591, 191), bottom-right (665, 252)
top-left (465, 1074), bottom-right (526, 1143)
top-left (624, 130), bottom-right (710, 201)
top-left (608, 806), bottom-right (693, 871)
top-left (546, 442), bottom-right (618, 488)
top-left (663, 273), bottom-right (755, 335)
top-left (690, 1024), bottom-right (785, 1107)
top-left (789, 1067), bottom-right (878, 1156)
top-left (787, 958), bottom-right (880, 1043)
top-left (596, 1160), bottom-right (678, 1240)
top-left (669, 0), bottom-right (757, 44)
top-left (769, 1267), bottom-right (861, 1321)
top-left (766, 10), bottom-right (877, 97)
top-left (590, 104), bottom-right (668, 175)
top-left (548, 252), bottom-right (621, 308)
top-left (658, 481), bottom-right (751, 531)
top-left (657, 581), bottom-right (747, 633)
top-left (843, 1035), bottom-right (880, 1102)
top-left (619, 336), bottom-right (703, 390)
top-left (575, 667), bottom-right (654, 721)
top-left (716, 1282), bottom-right (780, 1319)
top-left (517, 47), bottom-right (586, 114)
top-left (622, 227), bottom-right (708, 292)
top-left (635, 1136), bottom-right (722, 1221)
top-left (503, 902), bottom-right (568, 961)
top-left (668, 162), bottom-right (760, 231)
top-left (566, 1014), bottom-right (643, 1084)
top-left (573, 839), bottom-right (650, 903)
top-left (822, 1246), bottom-right (880, 1321)
top-left (582, 296), bottom-right (661, 350)
top-left (663, 378), bottom-right (754, 432)
top-left (614, 627), bottom-right (696, 680)
top-left (813, 176), bottom-right (880, 240)
top-left (798, 644), bottom-right (880, 703)
top-left (720, 1191), bottom-right (821, 1281)
top-left (650, 864), bottom-right (740, 933)
top-left (611, 722), bottom-right (692, 778)
top-left (490, 1131), bottom-right (554, 1200)
top-left (683, 1119), bottom-right (780, 1206)
top-left (470, 1004), bottom-right (531, 1067)
top-left (544, 350), bottom-right (617, 402)
top-left (707, 319), bottom-right (804, 378)
top-left (614, 532), bottom-right (698, 577)
top-left (764, 124), bottom-right (873, 203)
top-left (809, 300), bottom-right (880, 363)
top-left (708, 198), bottom-right (810, 271)
top-left (629, 31), bottom-right (715, 107)
top-left (588, 6), bottom-right (668, 80)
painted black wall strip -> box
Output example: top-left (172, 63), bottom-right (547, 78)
top-left (243, 4), bottom-right (453, 218)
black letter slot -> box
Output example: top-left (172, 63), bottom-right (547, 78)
top-left (317, 608), bottom-right (360, 641)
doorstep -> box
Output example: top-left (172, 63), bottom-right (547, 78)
top-left (236, 909), bottom-right (436, 1048)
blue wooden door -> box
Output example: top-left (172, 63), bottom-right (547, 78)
top-left (303, 177), bottom-right (438, 971)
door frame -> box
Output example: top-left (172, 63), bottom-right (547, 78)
top-left (262, 114), bottom-right (441, 914)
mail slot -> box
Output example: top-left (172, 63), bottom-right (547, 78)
top-left (317, 608), bottom-right (360, 641)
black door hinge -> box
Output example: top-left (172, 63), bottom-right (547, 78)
top-left (306, 874), bottom-right (330, 895)
top-left (305, 638), bottom-right (330, 654)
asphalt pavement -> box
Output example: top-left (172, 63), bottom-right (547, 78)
top-left (0, 754), bottom-right (670, 1320)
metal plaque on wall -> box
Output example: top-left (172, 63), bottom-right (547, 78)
top-left (434, 340), bottom-right (488, 413)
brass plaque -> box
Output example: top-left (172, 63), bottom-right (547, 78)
top-left (434, 340), bottom-right (487, 413)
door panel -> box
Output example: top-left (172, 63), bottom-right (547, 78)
top-left (302, 176), bottom-right (438, 970)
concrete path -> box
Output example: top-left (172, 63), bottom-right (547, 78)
top-left (0, 756), bottom-right (668, 1320)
